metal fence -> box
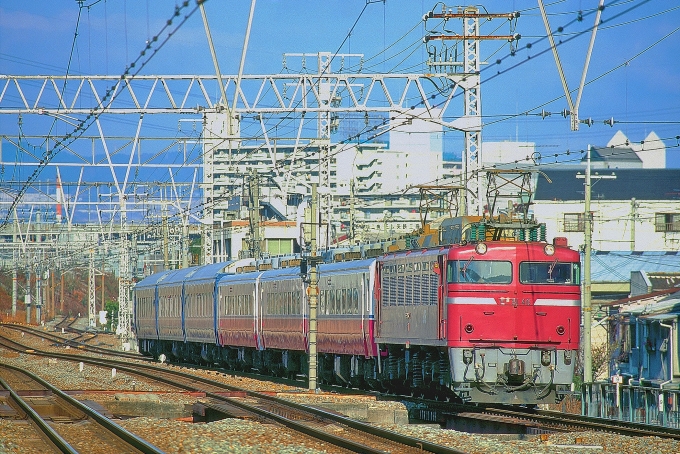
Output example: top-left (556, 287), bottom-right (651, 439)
top-left (582, 382), bottom-right (680, 428)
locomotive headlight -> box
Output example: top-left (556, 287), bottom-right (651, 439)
top-left (462, 349), bottom-right (473, 365)
top-left (544, 244), bottom-right (555, 256)
top-left (541, 350), bottom-right (552, 366)
top-left (475, 243), bottom-right (488, 255)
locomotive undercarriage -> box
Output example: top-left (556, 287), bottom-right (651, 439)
top-left (137, 338), bottom-right (572, 404)
top-left (449, 346), bottom-right (576, 404)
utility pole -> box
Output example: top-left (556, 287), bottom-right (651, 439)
top-left (50, 267), bottom-right (55, 321)
top-left (101, 258), bottom-right (106, 316)
top-left (11, 250), bottom-right (17, 317)
top-left (308, 183), bottom-right (319, 391)
top-left (118, 197), bottom-right (134, 350)
top-left (248, 169), bottom-right (261, 259)
top-left (35, 257), bottom-right (42, 324)
top-left (579, 146), bottom-right (615, 384)
top-left (583, 147), bottom-right (593, 384)
top-left (349, 179), bottom-right (356, 242)
top-left (630, 198), bottom-right (638, 250)
top-left (318, 53), bottom-right (332, 246)
top-left (60, 271), bottom-right (65, 314)
top-left (25, 270), bottom-right (31, 324)
top-left (182, 216), bottom-right (190, 269)
top-left (163, 202), bottom-right (170, 270)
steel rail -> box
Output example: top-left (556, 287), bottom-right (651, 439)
top-left (0, 332), bottom-right (467, 454)
top-left (0, 375), bottom-right (78, 454)
top-left (0, 323), bottom-right (145, 360)
top-left (0, 363), bottom-right (165, 454)
top-left (10, 328), bottom-right (680, 443)
top-left (485, 404), bottom-right (680, 439)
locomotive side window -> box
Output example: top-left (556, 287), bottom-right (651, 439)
top-left (447, 260), bottom-right (512, 284)
top-left (519, 261), bottom-right (581, 284)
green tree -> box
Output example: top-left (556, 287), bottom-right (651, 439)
top-left (104, 301), bottom-right (119, 333)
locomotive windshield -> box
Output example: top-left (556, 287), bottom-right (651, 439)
top-left (519, 261), bottom-right (580, 285)
top-left (447, 260), bottom-right (512, 284)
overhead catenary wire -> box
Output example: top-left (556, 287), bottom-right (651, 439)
top-left (1, 0), bottom-right (204, 228)
top-left (2, 0), bottom-right (676, 258)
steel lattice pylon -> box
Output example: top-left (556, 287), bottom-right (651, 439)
top-left (425, 6), bottom-right (520, 216)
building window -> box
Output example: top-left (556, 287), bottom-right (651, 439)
top-left (266, 238), bottom-right (293, 255)
top-left (655, 213), bottom-right (680, 232)
top-left (563, 213), bottom-right (585, 232)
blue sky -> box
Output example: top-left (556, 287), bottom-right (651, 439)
top-left (1, 0), bottom-right (679, 170)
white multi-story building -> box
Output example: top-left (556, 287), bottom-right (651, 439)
top-left (335, 108), bottom-right (444, 195)
top-left (205, 113), bottom-right (680, 258)
top-left (532, 168), bottom-right (680, 252)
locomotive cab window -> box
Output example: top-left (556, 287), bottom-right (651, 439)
top-left (519, 261), bottom-right (580, 285)
top-left (447, 260), bottom-right (512, 284)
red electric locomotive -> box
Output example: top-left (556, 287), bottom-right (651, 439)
top-left (375, 220), bottom-right (580, 404)
top-left (134, 216), bottom-right (580, 406)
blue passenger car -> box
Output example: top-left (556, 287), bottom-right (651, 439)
top-left (182, 261), bottom-right (235, 363)
top-left (133, 270), bottom-right (173, 343)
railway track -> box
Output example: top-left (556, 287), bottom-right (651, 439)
top-left (7, 324), bottom-right (680, 444)
top-left (0, 329), bottom-right (466, 454)
top-left (0, 363), bottom-right (164, 454)
top-left (0, 323), bottom-right (144, 360)
top-left (404, 394), bottom-right (680, 440)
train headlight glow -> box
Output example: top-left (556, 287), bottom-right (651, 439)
top-left (475, 243), bottom-right (487, 255)
top-left (544, 244), bottom-right (555, 256)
